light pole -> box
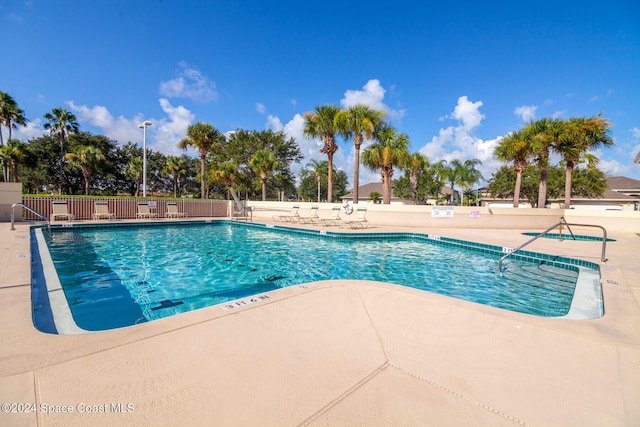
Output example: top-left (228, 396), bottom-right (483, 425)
top-left (138, 121), bottom-right (152, 197)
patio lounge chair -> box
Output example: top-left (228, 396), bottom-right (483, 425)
top-left (299, 206), bottom-right (320, 224)
top-left (136, 202), bottom-right (158, 219)
top-left (51, 201), bottom-right (74, 221)
top-left (341, 207), bottom-right (368, 229)
top-left (273, 205), bottom-right (300, 222)
top-left (321, 207), bottom-right (343, 226)
top-left (93, 201), bottom-right (115, 220)
top-left (166, 202), bottom-right (187, 218)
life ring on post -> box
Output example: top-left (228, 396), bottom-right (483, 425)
top-left (342, 201), bottom-right (354, 215)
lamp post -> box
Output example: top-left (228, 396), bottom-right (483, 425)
top-left (138, 121), bottom-right (152, 197)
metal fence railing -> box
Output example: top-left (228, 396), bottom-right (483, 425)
top-left (19, 197), bottom-right (230, 221)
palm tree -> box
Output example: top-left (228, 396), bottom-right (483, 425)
top-left (0, 91), bottom-right (27, 146)
top-left (335, 104), bottom-right (385, 204)
top-left (249, 149), bottom-right (279, 201)
top-left (64, 145), bottom-right (105, 195)
top-left (555, 114), bottom-right (613, 208)
top-left (43, 107), bottom-right (79, 194)
top-left (303, 105), bottom-right (341, 202)
top-left (403, 152), bottom-right (429, 204)
top-left (527, 118), bottom-right (563, 208)
top-left (0, 139), bottom-right (28, 182)
top-left (210, 162), bottom-right (242, 207)
top-left (459, 159), bottom-right (483, 206)
top-left (163, 156), bottom-right (189, 198)
top-left (494, 129), bottom-right (538, 207)
top-left (178, 122), bottom-right (224, 199)
top-left (438, 159), bottom-right (465, 205)
top-left (362, 125), bottom-right (410, 204)
top-left (126, 157), bottom-right (143, 197)
top-left (300, 159), bottom-right (329, 203)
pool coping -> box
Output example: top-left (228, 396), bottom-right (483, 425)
top-left (34, 220), bottom-right (603, 335)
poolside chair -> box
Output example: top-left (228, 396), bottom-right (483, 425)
top-left (272, 205), bottom-right (300, 223)
top-left (51, 201), bottom-right (75, 221)
top-left (166, 202), bottom-right (187, 218)
top-left (299, 206), bottom-right (320, 224)
top-left (321, 207), bottom-right (343, 227)
top-left (136, 202), bottom-right (158, 219)
top-left (340, 207), bottom-right (368, 229)
top-left (93, 201), bottom-right (115, 220)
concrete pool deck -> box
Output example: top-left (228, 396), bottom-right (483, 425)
top-left (1, 218), bottom-right (639, 426)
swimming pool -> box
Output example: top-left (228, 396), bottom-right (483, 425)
top-left (31, 221), bottom-right (603, 333)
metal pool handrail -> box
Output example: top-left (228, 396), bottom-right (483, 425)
top-left (11, 202), bottom-right (50, 230)
top-left (498, 217), bottom-right (608, 272)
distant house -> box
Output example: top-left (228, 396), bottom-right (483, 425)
top-left (340, 182), bottom-right (455, 205)
top-left (480, 176), bottom-right (640, 210)
top-left (559, 176), bottom-right (640, 211)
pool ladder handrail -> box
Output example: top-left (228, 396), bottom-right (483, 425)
top-left (10, 202), bottom-right (50, 230)
top-left (498, 217), bottom-right (608, 272)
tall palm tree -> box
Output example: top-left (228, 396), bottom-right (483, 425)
top-left (494, 129), bottom-right (538, 207)
top-left (163, 155), bottom-right (189, 198)
top-left (335, 104), bottom-right (385, 203)
top-left (0, 91), bottom-right (27, 146)
top-left (0, 139), bottom-right (28, 182)
top-left (43, 107), bottom-right (79, 194)
top-left (303, 105), bottom-right (341, 202)
top-left (459, 159), bottom-right (483, 206)
top-left (527, 117), bottom-right (563, 208)
top-left (64, 145), bottom-right (105, 195)
top-left (362, 125), bottom-right (410, 204)
top-left (556, 114), bottom-right (613, 208)
top-left (249, 149), bottom-right (279, 201)
top-left (178, 122), bottom-right (224, 199)
top-left (403, 152), bottom-right (429, 204)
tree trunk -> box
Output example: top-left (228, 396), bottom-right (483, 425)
top-left (564, 162), bottom-right (574, 208)
top-left (327, 154), bottom-right (334, 203)
top-left (353, 133), bottom-right (362, 204)
top-left (200, 154), bottom-right (207, 199)
top-left (513, 171), bottom-right (522, 208)
top-left (382, 168), bottom-right (392, 204)
top-left (537, 150), bottom-right (549, 208)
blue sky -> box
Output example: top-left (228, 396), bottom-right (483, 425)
top-left (2, 0), bottom-right (640, 185)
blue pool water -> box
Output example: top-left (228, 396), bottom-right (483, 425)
top-left (34, 221), bottom-right (600, 332)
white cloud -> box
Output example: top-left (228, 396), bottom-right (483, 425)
top-left (266, 115), bottom-right (283, 131)
top-left (12, 119), bottom-right (44, 140)
top-left (340, 79), bottom-right (405, 120)
top-left (631, 127), bottom-right (640, 138)
top-left (514, 105), bottom-right (537, 122)
top-left (159, 62), bottom-right (217, 103)
top-left (552, 110), bottom-right (566, 119)
top-left (255, 103), bottom-right (266, 114)
top-left (418, 96), bottom-right (502, 184)
top-left (67, 100), bottom-right (144, 146)
top-left (65, 98), bottom-right (194, 156)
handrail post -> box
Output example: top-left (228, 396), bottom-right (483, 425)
top-left (11, 202), bottom-right (50, 231)
top-left (499, 219), bottom-right (608, 272)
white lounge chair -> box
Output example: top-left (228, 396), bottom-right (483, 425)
top-left (341, 207), bottom-right (368, 229)
top-left (93, 201), bottom-right (115, 220)
top-left (51, 201), bottom-right (74, 221)
top-left (299, 206), bottom-right (320, 224)
top-left (273, 205), bottom-right (300, 222)
top-left (321, 207), bottom-right (343, 226)
top-left (136, 202), bottom-right (158, 219)
top-left (166, 202), bottom-right (187, 218)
